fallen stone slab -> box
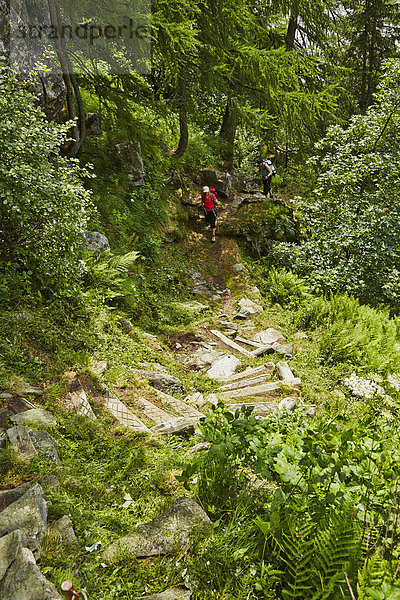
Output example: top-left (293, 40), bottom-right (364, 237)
top-left (28, 430), bottom-right (61, 463)
top-left (249, 344), bottom-right (274, 357)
top-left (145, 372), bottom-right (186, 396)
top-left (205, 393), bottom-right (219, 406)
top-left (218, 382), bottom-right (281, 401)
top-left (10, 409), bottom-right (57, 428)
top-left (226, 363), bottom-right (275, 382)
top-left (143, 587), bottom-right (192, 600)
top-left (235, 336), bottom-right (262, 348)
top-left (48, 515), bottom-right (78, 545)
top-left (103, 497), bottom-right (211, 563)
top-left (151, 418), bottom-right (195, 436)
top-left (155, 391), bottom-right (205, 422)
top-left (218, 373), bottom-right (273, 391)
top-left (17, 385), bottom-right (43, 397)
top-left (0, 530), bottom-right (63, 600)
top-left (206, 354), bottom-right (242, 381)
top-left (0, 481), bottom-right (37, 512)
top-left (101, 387), bottom-right (151, 434)
top-left (136, 397), bottom-right (177, 426)
top-left (210, 330), bottom-right (253, 358)
top-left (0, 483), bottom-right (47, 553)
top-left (226, 401), bottom-right (316, 417)
top-left (7, 425), bottom-right (38, 461)
top-left (276, 361), bottom-right (301, 388)
top-left (253, 328), bottom-right (285, 345)
top-left (184, 392), bottom-right (204, 406)
top-left (66, 386), bottom-right (97, 421)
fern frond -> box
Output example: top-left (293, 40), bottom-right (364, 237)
top-left (108, 250), bottom-right (139, 273)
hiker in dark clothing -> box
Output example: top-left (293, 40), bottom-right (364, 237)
top-left (255, 157), bottom-right (273, 198)
top-left (202, 186), bottom-right (217, 242)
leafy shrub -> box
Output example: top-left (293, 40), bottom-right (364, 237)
top-left (0, 68), bottom-right (92, 299)
top-left (265, 267), bottom-right (312, 307)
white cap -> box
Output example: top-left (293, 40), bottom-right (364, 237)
top-left (202, 186), bottom-right (210, 193)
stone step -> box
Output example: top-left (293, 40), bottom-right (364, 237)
top-left (226, 401), bottom-right (316, 416)
top-left (218, 381), bottom-right (281, 401)
top-left (136, 397), bottom-right (177, 426)
top-left (154, 390), bottom-right (206, 422)
top-left (210, 330), bottom-right (254, 358)
top-left (101, 387), bottom-right (151, 433)
top-left (250, 344), bottom-right (274, 357)
top-left (224, 363), bottom-right (275, 382)
top-left (218, 373), bottom-right (273, 391)
top-left (276, 361), bottom-right (301, 387)
top-left (234, 336), bottom-right (262, 348)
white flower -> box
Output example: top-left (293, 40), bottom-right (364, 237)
top-left (343, 373), bottom-right (384, 398)
top-left (388, 374), bottom-right (400, 392)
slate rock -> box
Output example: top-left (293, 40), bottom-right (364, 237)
top-left (146, 373), bottom-right (186, 396)
top-left (103, 497), bottom-right (211, 563)
top-left (28, 430), bottom-right (61, 463)
top-left (278, 397), bottom-right (297, 412)
top-left (273, 342), bottom-right (294, 358)
top-left (82, 231), bottom-right (110, 254)
top-left (143, 587), bottom-right (192, 600)
top-left (66, 386), bottom-right (97, 421)
top-left (0, 530), bottom-right (63, 600)
top-left (6, 425), bottom-right (38, 461)
top-left (234, 298), bottom-right (263, 319)
top-left (206, 354), bottom-right (241, 381)
top-left (198, 169), bottom-right (232, 197)
top-left (0, 483), bottom-right (47, 552)
top-left (253, 328), bottom-right (284, 345)
top-left (49, 515), bottom-right (78, 545)
top-left (188, 269), bottom-right (211, 296)
top-left (151, 418), bottom-right (195, 436)
top-left (0, 481), bottom-right (37, 512)
top-left (10, 409), bottom-right (56, 428)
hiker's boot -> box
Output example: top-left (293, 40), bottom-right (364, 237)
top-left (211, 235), bottom-right (216, 243)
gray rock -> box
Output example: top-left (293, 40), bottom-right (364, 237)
top-left (115, 141), bottom-right (145, 186)
top-left (198, 169), bottom-right (232, 197)
top-left (232, 263), bottom-right (248, 273)
top-left (0, 531), bottom-right (63, 600)
top-left (143, 588), bottom-right (192, 600)
top-left (146, 373), bottom-right (186, 396)
top-left (119, 318), bottom-right (133, 333)
top-left (210, 294), bottom-right (221, 301)
top-left (0, 392), bottom-right (12, 399)
top-left (293, 332), bottom-right (308, 340)
top-left (0, 482), bottom-right (37, 512)
top-left (82, 231), bottom-right (110, 254)
top-left (66, 385), bottom-right (97, 421)
top-left (219, 320), bottom-right (238, 332)
top-left (11, 409), bottom-right (56, 428)
top-left (103, 497), bottom-right (211, 563)
top-left (206, 355), bottom-right (241, 381)
top-left (6, 425), bottom-right (38, 461)
top-left (151, 418), bottom-right (195, 436)
top-left (42, 475), bottom-right (60, 489)
top-left (0, 483), bottom-right (47, 552)
top-left (175, 301), bottom-right (209, 314)
top-left (204, 393), bottom-right (219, 406)
top-left (278, 398), bottom-right (297, 412)
top-left (0, 431), bottom-right (6, 449)
top-left (28, 430), bottom-right (60, 463)
top-left (188, 269), bottom-right (211, 296)
top-left (184, 347), bottom-right (221, 370)
top-left (18, 385), bottom-right (43, 397)
top-left (49, 515), bottom-right (78, 545)
top-left (273, 342), bottom-right (294, 358)
top-left (234, 298), bottom-right (263, 320)
top-left (85, 112), bottom-right (100, 136)
top-left (253, 328), bottom-right (284, 345)
top-left (93, 361), bottom-right (108, 375)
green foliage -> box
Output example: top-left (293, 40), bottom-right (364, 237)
top-left (264, 267), bottom-right (312, 307)
top-left (271, 59), bottom-right (400, 309)
top-left (0, 68), bottom-right (92, 300)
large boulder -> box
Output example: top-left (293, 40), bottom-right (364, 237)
top-left (145, 373), bottom-right (186, 396)
top-left (0, 483), bottom-right (47, 553)
top-left (82, 231), bottom-right (110, 254)
top-left (114, 141), bottom-right (145, 186)
top-left (6, 425), bottom-right (38, 461)
top-left (11, 409), bottom-right (56, 428)
top-left (103, 497), bottom-right (211, 563)
top-left (197, 169), bottom-right (232, 197)
top-left (206, 354), bottom-right (241, 381)
top-left (28, 430), bottom-right (61, 463)
top-left (0, 530), bottom-right (63, 600)
top-left (230, 171), bottom-right (260, 193)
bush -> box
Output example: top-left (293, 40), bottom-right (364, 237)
top-left (0, 68), bottom-right (93, 299)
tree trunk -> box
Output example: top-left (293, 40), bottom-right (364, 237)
top-left (171, 77), bottom-right (188, 159)
top-left (286, 14), bottom-right (298, 50)
top-left (219, 97), bottom-right (237, 170)
top-left (47, 0), bottom-right (85, 156)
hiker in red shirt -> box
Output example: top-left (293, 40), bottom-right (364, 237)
top-left (202, 186), bottom-right (218, 243)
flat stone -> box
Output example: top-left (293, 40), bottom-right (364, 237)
top-left (10, 409), bottom-right (56, 428)
top-left (206, 354), bottom-right (242, 381)
top-left (28, 430), bottom-right (61, 463)
top-left (0, 483), bottom-right (47, 552)
top-left (18, 386), bottom-right (43, 397)
top-left (219, 382), bottom-right (281, 401)
top-left (253, 328), bottom-right (284, 345)
top-left (205, 394), bottom-right (219, 406)
top-left (49, 515), bottom-right (78, 545)
top-left (293, 332), bottom-right (308, 340)
top-left (101, 387), bottom-right (151, 434)
top-left (219, 373), bottom-right (272, 391)
top-left (137, 398), bottom-right (176, 426)
top-left (155, 391), bottom-right (205, 422)
top-left (188, 269), bottom-right (211, 296)
top-left (143, 588), bottom-right (192, 600)
top-left (232, 263), bottom-right (248, 273)
top-left (184, 348), bottom-right (221, 370)
top-left (276, 361), bottom-right (301, 387)
top-left (226, 363), bottom-right (275, 382)
top-left (66, 387), bottom-right (97, 421)
top-left (234, 298), bottom-right (263, 320)
top-left (278, 398), bottom-right (297, 411)
top-left (0, 529), bottom-right (27, 581)
top-left (273, 342), bottom-right (294, 358)
top-left (210, 294), bottom-right (221, 301)
top-left (145, 373), bottom-right (186, 396)
top-left (151, 418), bottom-right (195, 436)
top-left (93, 361), bottom-right (108, 375)
top-left (177, 301), bottom-right (209, 313)
top-left (184, 392), bottom-right (204, 406)
top-left (210, 330), bottom-right (253, 358)
top-left (6, 426), bottom-right (38, 461)
top-left (103, 497), bottom-right (211, 563)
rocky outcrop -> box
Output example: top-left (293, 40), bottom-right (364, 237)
top-left (196, 169), bottom-right (232, 197)
top-left (114, 141), bottom-right (146, 186)
top-left (82, 231), bottom-right (110, 254)
top-left (10, 409), bottom-right (56, 428)
top-left (145, 373), bottom-right (186, 396)
top-left (103, 497), bottom-right (211, 563)
top-left (0, 483), bottom-right (47, 553)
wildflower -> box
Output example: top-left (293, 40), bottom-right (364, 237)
top-left (343, 373), bottom-right (384, 398)
top-left (388, 374), bottom-right (400, 392)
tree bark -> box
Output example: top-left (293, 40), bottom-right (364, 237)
top-left (171, 76), bottom-right (188, 159)
top-left (286, 14), bottom-right (298, 50)
top-left (219, 97), bottom-right (237, 170)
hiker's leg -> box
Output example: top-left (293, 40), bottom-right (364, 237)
top-left (263, 178), bottom-right (269, 196)
top-left (210, 212), bottom-right (216, 241)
